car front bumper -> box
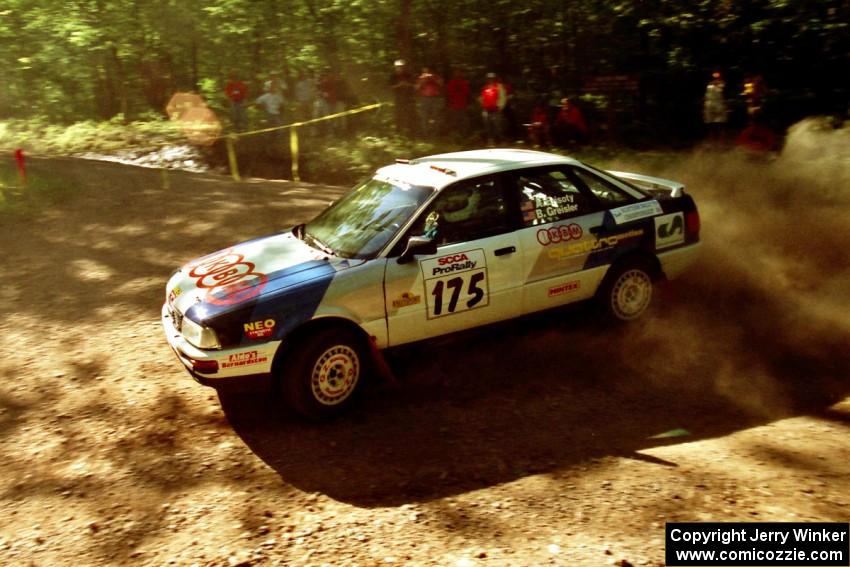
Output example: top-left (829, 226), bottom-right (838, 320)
top-left (161, 303), bottom-right (281, 382)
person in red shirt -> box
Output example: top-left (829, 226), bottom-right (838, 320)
top-left (445, 69), bottom-right (471, 136)
top-left (480, 72), bottom-right (507, 144)
top-left (224, 72), bottom-right (248, 132)
top-left (553, 97), bottom-right (588, 146)
top-left (416, 66), bottom-right (444, 135)
top-left (526, 98), bottom-right (552, 148)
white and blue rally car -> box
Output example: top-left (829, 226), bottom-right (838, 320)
top-left (162, 149), bottom-right (701, 418)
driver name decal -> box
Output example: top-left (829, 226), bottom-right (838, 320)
top-left (420, 249), bottom-right (489, 319)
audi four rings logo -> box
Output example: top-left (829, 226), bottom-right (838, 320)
top-left (186, 249), bottom-right (268, 305)
top-left (537, 223), bottom-right (583, 246)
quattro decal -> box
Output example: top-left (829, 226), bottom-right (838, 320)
top-left (547, 229), bottom-right (644, 261)
top-left (420, 249), bottom-right (489, 319)
top-left (654, 212), bottom-right (685, 249)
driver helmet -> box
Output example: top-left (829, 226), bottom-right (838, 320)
top-left (440, 187), bottom-right (481, 222)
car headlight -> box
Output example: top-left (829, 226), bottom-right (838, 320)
top-left (181, 316), bottom-right (221, 349)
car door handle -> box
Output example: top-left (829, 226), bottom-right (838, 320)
top-left (494, 246), bottom-right (516, 256)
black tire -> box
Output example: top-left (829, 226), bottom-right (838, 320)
top-left (280, 327), bottom-right (368, 420)
top-left (597, 258), bottom-right (654, 322)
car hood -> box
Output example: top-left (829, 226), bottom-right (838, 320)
top-left (166, 230), bottom-right (361, 317)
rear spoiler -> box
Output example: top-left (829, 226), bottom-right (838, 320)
top-left (607, 170), bottom-right (685, 198)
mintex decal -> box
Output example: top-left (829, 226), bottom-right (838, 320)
top-left (420, 249), bottom-right (489, 319)
top-left (654, 212), bottom-right (685, 249)
top-left (392, 292), bottom-right (421, 308)
top-left (168, 286), bottom-right (181, 305)
top-left (547, 229), bottom-right (644, 261)
top-left (536, 223), bottom-right (583, 246)
top-left (186, 249), bottom-right (268, 305)
top-left (610, 200), bottom-right (663, 225)
top-left (548, 280), bottom-right (580, 297)
top-left (221, 350), bottom-right (268, 369)
top-left (244, 318), bottom-right (276, 339)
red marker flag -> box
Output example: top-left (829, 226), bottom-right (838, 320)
top-left (14, 149), bottom-right (26, 186)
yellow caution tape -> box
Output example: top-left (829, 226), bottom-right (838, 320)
top-left (225, 102), bottom-right (386, 182)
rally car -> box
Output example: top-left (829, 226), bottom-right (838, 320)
top-left (162, 149), bottom-right (700, 419)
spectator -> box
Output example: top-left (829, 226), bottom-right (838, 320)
top-left (416, 66), bottom-right (444, 135)
top-left (738, 74), bottom-right (775, 153)
top-left (224, 71), bottom-right (248, 132)
top-left (742, 74), bottom-right (768, 122)
top-left (480, 72), bottom-right (507, 145)
top-left (526, 99), bottom-right (552, 148)
top-left (255, 77), bottom-right (285, 135)
top-left (390, 59), bottom-right (417, 136)
top-left (553, 97), bottom-right (588, 147)
top-left (703, 70), bottom-right (728, 144)
top-left (293, 71), bottom-right (316, 122)
top-left (445, 69), bottom-right (471, 136)
top-left (315, 69), bottom-right (343, 134)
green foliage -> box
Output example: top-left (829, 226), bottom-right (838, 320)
top-left (0, 119), bottom-right (183, 155)
top-left (0, 0), bottom-right (844, 141)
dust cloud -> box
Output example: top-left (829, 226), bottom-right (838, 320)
top-left (597, 118), bottom-right (850, 418)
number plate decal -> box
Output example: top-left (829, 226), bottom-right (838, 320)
top-left (420, 249), bottom-right (489, 319)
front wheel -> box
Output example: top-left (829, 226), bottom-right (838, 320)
top-left (280, 327), bottom-right (368, 420)
top-left (598, 259), bottom-right (654, 321)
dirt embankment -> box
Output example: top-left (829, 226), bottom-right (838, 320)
top-left (0, 121), bottom-right (848, 566)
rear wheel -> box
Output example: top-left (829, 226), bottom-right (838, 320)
top-left (280, 327), bottom-right (368, 420)
top-left (599, 259), bottom-right (654, 321)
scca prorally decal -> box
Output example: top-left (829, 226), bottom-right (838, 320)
top-left (244, 318), bottom-right (276, 339)
top-left (186, 249), bottom-right (268, 305)
top-left (420, 249), bottom-right (489, 319)
top-left (221, 350), bottom-right (268, 369)
top-left (536, 223), bottom-right (583, 246)
top-left (547, 229), bottom-right (644, 261)
top-left (548, 280), bottom-right (580, 297)
top-left (429, 253), bottom-right (478, 276)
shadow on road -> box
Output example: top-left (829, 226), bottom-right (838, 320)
top-left (220, 285), bottom-right (849, 507)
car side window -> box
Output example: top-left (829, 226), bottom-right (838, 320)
top-left (571, 167), bottom-right (635, 207)
top-left (516, 168), bottom-right (596, 227)
top-left (412, 177), bottom-right (510, 246)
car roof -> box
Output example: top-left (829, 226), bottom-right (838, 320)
top-left (376, 149), bottom-right (581, 190)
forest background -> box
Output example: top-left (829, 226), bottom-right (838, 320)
top-left (0, 0), bottom-right (848, 178)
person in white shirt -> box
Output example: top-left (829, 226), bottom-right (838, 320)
top-left (255, 78), bottom-right (286, 129)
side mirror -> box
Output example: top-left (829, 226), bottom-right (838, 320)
top-left (397, 236), bottom-right (437, 264)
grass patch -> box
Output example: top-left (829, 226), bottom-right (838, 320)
top-left (0, 164), bottom-right (69, 217)
top-left (0, 118), bottom-right (184, 156)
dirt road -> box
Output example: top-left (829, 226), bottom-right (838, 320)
top-left (1, 134), bottom-right (848, 566)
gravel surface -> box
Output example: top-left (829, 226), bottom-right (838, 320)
top-left (1, 143), bottom-right (848, 566)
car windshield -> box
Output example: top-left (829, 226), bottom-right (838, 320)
top-left (304, 177), bottom-right (433, 259)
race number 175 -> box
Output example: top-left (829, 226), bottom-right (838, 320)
top-left (425, 270), bottom-right (488, 318)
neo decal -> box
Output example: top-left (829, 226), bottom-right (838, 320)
top-left (244, 318), bottom-right (276, 339)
